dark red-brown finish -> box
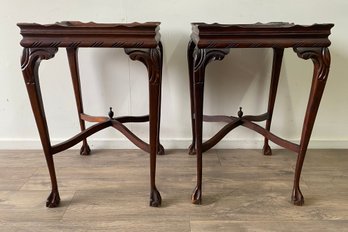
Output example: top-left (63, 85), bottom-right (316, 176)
top-left (187, 22), bottom-right (333, 206)
top-left (18, 21), bottom-right (164, 208)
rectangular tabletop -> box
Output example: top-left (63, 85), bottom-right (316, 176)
top-left (18, 21), bottom-right (161, 48)
top-left (191, 22), bottom-right (334, 48)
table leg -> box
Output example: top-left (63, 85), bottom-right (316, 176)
top-left (292, 47), bottom-right (331, 205)
top-left (157, 42), bottom-right (165, 155)
top-left (66, 47), bottom-right (91, 155)
top-left (263, 48), bottom-right (284, 156)
top-left (187, 40), bottom-right (196, 155)
top-left (191, 48), bottom-right (229, 204)
top-left (125, 46), bottom-right (163, 207)
top-left (192, 68), bottom-right (204, 204)
top-left (21, 47), bottom-right (61, 207)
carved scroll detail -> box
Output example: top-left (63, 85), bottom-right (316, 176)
top-left (293, 47), bottom-right (330, 81)
top-left (193, 48), bottom-right (230, 71)
top-left (124, 46), bottom-right (162, 85)
top-left (192, 48), bottom-right (229, 83)
top-left (21, 48), bottom-right (58, 84)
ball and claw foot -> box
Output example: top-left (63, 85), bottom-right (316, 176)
top-left (157, 144), bottom-right (165, 156)
top-left (46, 191), bottom-right (60, 208)
top-left (291, 187), bottom-right (304, 206)
top-left (150, 187), bottom-right (162, 207)
top-left (188, 144), bottom-right (196, 155)
top-left (262, 144), bottom-right (272, 156)
top-left (191, 185), bottom-right (202, 204)
top-left (80, 142), bottom-right (91, 156)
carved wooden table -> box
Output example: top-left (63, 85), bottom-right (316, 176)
top-left (18, 21), bottom-right (163, 207)
top-left (187, 22), bottom-right (334, 205)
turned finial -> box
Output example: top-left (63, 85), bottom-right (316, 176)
top-left (108, 107), bottom-right (114, 119)
top-left (238, 107), bottom-right (243, 118)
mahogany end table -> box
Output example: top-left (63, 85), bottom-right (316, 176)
top-left (18, 21), bottom-right (163, 207)
top-left (187, 22), bottom-right (334, 206)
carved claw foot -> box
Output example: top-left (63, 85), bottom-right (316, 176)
top-left (46, 191), bottom-right (61, 208)
top-left (291, 187), bottom-right (304, 206)
top-left (262, 144), bottom-right (272, 156)
top-left (191, 185), bottom-right (202, 204)
top-left (188, 144), bottom-right (196, 155)
top-left (150, 187), bottom-right (162, 207)
top-left (80, 142), bottom-right (91, 156)
top-left (157, 144), bottom-right (165, 156)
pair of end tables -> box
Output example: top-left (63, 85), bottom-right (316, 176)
top-left (18, 21), bottom-right (333, 208)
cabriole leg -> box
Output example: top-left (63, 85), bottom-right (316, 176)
top-left (148, 47), bottom-right (162, 206)
top-left (21, 47), bottom-right (60, 207)
top-left (191, 68), bottom-right (204, 204)
top-left (66, 47), bottom-right (91, 156)
top-left (292, 47), bottom-right (331, 205)
top-left (125, 46), bottom-right (163, 207)
top-left (191, 47), bottom-right (229, 204)
top-left (157, 41), bottom-right (165, 155)
top-left (187, 40), bottom-right (196, 155)
top-left (263, 48), bottom-right (284, 156)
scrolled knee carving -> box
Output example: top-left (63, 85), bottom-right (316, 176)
top-left (193, 48), bottom-right (229, 83)
top-left (21, 47), bottom-right (58, 85)
top-left (293, 47), bottom-right (330, 81)
top-left (124, 46), bottom-right (162, 85)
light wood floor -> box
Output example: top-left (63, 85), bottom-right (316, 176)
top-left (0, 149), bottom-right (347, 231)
